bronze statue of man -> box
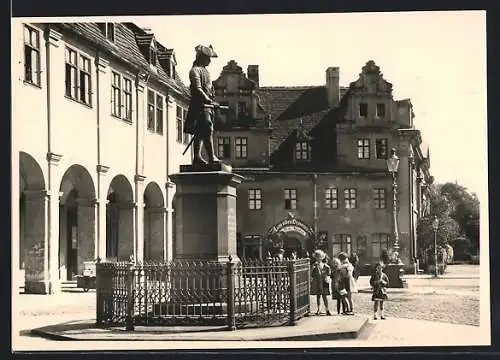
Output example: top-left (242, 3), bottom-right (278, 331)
top-left (183, 44), bottom-right (220, 165)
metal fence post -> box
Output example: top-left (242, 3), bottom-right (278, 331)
top-left (126, 257), bottom-right (135, 331)
top-left (95, 257), bottom-right (102, 326)
top-left (288, 260), bottom-right (297, 325)
top-left (226, 255), bottom-right (236, 331)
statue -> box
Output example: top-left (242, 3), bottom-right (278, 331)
top-left (183, 44), bottom-right (227, 165)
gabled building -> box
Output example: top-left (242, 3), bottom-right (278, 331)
top-left (213, 60), bottom-right (433, 271)
top-left (12, 21), bottom-right (192, 294)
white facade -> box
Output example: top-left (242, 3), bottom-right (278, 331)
top-left (12, 21), bottom-right (192, 294)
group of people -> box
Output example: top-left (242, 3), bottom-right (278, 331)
top-left (310, 249), bottom-right (389, 320)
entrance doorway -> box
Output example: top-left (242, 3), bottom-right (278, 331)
top-left (62, 190), bottom-right (78, 280)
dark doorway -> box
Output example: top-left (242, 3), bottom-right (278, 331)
top-left (65, 190), bottom-right (78, 280)
top-left (106, 192), bottom-right (119, 259)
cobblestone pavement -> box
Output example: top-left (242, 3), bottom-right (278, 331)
top-left (13, 265), bottom-right (485, 350)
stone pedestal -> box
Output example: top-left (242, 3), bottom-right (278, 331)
top-left (169, 162), bottom-right (244, 262)
top-left (385, 263), bottom-right (408, 288)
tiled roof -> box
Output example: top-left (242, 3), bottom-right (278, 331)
top-left (52, 22), bottom-right (189, 99)
top-left (257, 86), bottom-right (349, 156)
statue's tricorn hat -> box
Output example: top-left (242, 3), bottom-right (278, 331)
top-left (195, 44), bottom-right (218, 58)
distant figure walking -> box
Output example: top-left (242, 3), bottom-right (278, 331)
top-left (370, 261), bottom-right (389, 320)
top-left (310, 249), bottom-right (332, 316)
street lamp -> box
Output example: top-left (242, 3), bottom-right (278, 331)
top-left (432, 216), bottom-right (439, 277)
top-left (387, 148), bottom-right (400, 259)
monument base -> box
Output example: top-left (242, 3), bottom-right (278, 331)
top-left (385, 263), bottom-right (408, 288)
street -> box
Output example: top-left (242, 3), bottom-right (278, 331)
top-left (12, 264), bottom-right (489, 350)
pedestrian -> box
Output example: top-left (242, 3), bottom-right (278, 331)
top-left (330, 257), bottom-right (349, 315)
top-left (310, 249), bottom-right (332, 315)
top-left (349, 253), bottom-right (360, 281)
top-left (370, 261), bottom-right (389, 320)
top-left (338, 252), bottom-right (355, 315)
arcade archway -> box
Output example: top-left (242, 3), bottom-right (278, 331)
top-left (143, 182), bottom-right (165, 261)
top-left (106, 175), bottom-right (134, 261)
top-left (59, 164), bottom-right (96, 280)
top-left (19, 152), bottom-right (46, 293)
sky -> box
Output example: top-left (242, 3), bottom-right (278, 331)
top-left (133, 11), bottom-right (487, 201)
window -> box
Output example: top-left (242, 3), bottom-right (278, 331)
top-left (325, 188), bottom-right (338, 209)
top-left (359, 102), bottom-right (368, 117)
top-left (376, 103), bottom-right (386, 118)
top-left (332, 234), bottom-right (352, 256)
top-left (372, 233), bottom-right (390, 259)
top-left (357, 139), bottom-right (370, 159)
top-left (147, 90), bottom-right (163, 134)
top-left (248, 189), bottom-right (262, 210)
top-left (150, 47), bottom-right (157, 67)
top-left (373, 188), bottom-right (387, 209)
top-left (217, 137), bottom-right (231, 159)
top-left (295, 141), bottom-right (310, 161)
top-left (344, 188), bottom-right (357, 209)
top-left (238, 102), bottom-right (247, 116)
top-left (123, 78), bottom-right (132, 121)
top-left (376, 138), bottom-right (388, 159)
top-left (111, 72), bottom-right (121, 117)
top-left (176, 106), bottom-right (183, 143)
top-left (98, 23), bottom-right (115, 42)
top-left (235, 137), bottom-right (248, 159)
top-left (23, 25), bottom-right (41, 86)
top-left (284, 189), bottom-right (297, 210)
top-left (111, 72), bottom-right (133, 121)
top-left (65, 48), bottom-right (92, 105)
top-left (356, 235), bottom-right (367, 257)
top-left (156, 94), bottom-right (164, 134)
top-left (183, 109), bottom-right (190, 144)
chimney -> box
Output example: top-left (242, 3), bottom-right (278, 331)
top-left (247, 65), bottom-right (259, 88)
top-left (326, 67), bottom-right (340, 107)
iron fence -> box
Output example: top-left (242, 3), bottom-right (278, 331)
top-left (96, 257), bottom-right (310, 330)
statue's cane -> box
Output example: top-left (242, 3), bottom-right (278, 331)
top-left (182, 104), bottom-right (229, 155)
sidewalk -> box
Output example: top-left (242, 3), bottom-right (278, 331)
top-left (28, 314), bottom-right (369, 342)
top-left (14, 316), bottom-right (490, 351)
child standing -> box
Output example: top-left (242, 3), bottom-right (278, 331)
top-left (310, 249), bottom-right (332, 315)
top-left (370, 261), bottom-right (389, 320)
top-left (330, 257), bottom-right (349, 315)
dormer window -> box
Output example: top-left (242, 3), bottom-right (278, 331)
top-left (98, 23), bottom-right (115, 42)
top-left (149, 47), bottom-right (157, 67)
top-left (106, 23), bottom-right (115, 42)
top-left (295, 141), bottom-right (310, 161)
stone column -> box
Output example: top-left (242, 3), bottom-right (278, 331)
top-left (76, 198), bottom-right (96, 275)
top-left (46, 152), bottom-right (63, 294)
top-left (169, 163), bottom-right (244, 262)
top-left (96, 165), bottom-right (109, 261)
top-left (165, 181), bottom-right (175, 261)
top-left (95, 52), bottom-right (110, 262)
top-left (134, 175), bottom-right (146, 263)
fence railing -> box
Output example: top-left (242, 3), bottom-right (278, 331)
top-left (96, 257), bottom-right (310, 330)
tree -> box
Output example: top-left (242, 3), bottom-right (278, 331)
top-left (417, 214), bottom-right (460, 250)
top-left (439, 182), bottom-right (480, 255)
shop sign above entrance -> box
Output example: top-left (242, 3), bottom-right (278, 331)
top-left (267, 213), bottom-right (315, 238)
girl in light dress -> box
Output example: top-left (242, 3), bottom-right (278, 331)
top-left (310, 249), bottom-right (332, 315)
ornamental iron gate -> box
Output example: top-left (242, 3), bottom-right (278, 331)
top-left (96, 257), bottom-right (310, 330)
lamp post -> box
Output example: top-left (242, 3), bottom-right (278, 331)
top-left (387, 148), bottom-right (400, 258)
top-left (432, 216), bottom-right (439, 277)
